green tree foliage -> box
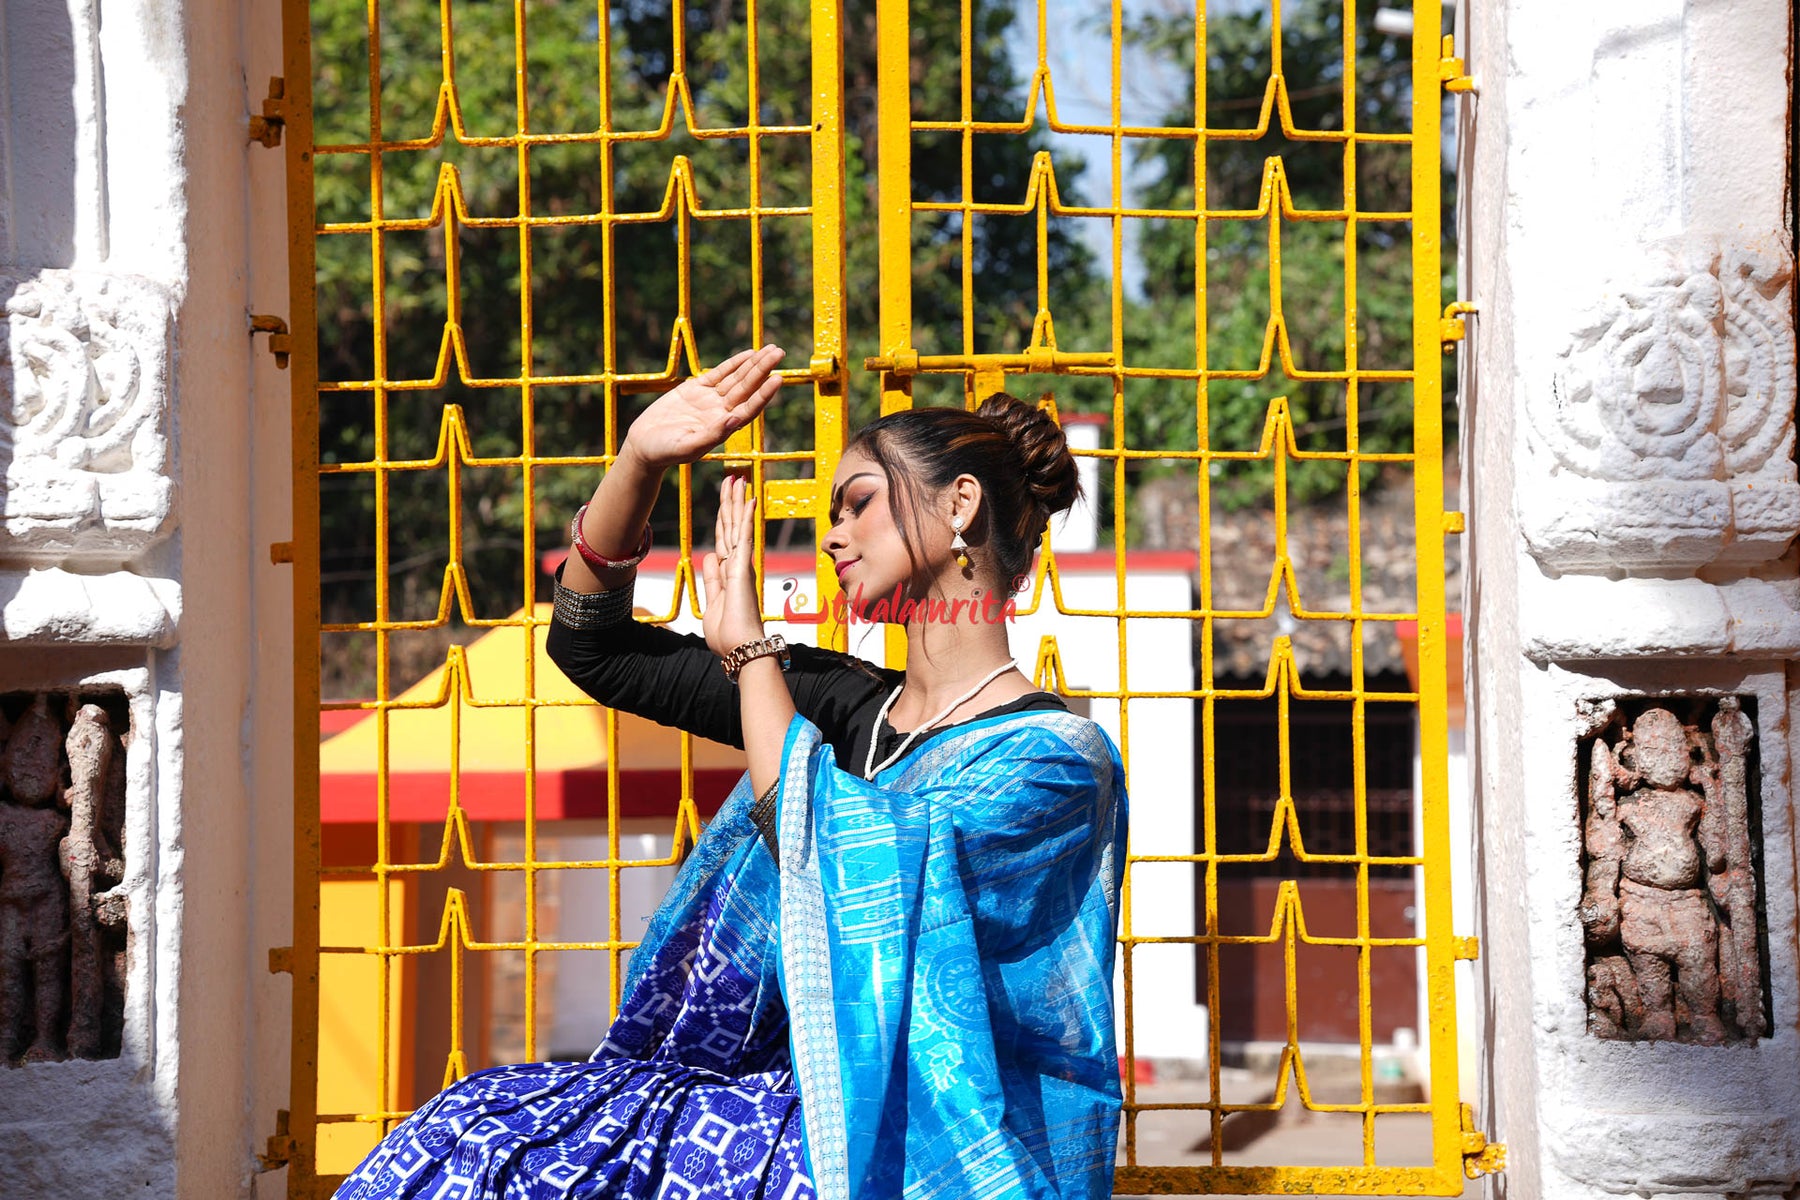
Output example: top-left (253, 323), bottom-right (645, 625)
top-left (1108, 0), bottom-right (1453, 509)
top-left (312, 0), bottom-right (1097, 660)
top-left (309, 0), bottom-right (1447, 691)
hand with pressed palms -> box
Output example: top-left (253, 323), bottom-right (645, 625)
top-left (702, 474), bottom-right (766, 658)
top-left (621, 345), bottom-right (787, 472)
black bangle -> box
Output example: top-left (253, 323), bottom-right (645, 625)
top-left (552, 572), bottom-right (636, 629)
top-left (750, 779), bottom-right (781, 864)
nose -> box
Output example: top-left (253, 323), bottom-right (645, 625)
top-left (821, 523), bottom-right (847, 556)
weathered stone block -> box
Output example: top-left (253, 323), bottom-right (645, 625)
top-left (1, 269), bottom-right (175, 563)
top-left (1522, 242), bottom-right (1798, 574)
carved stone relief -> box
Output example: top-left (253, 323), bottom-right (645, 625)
top-left (0, 270), bottom-right (174, 562)
top-left (1577, 696), bottom-right (1767, 1043)
top-left (0, 691), bottom-right (129, 1064)
top-left (1521, 241), bottom-right (1799, 572)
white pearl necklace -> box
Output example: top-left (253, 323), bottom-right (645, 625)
top-left (863, 659), bottom-right (1018, 779)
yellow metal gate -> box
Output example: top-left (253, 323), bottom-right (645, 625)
top-left (274, 0), bottom-right (1491, 1193)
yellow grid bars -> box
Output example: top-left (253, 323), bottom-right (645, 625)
top-left (278, 0), bottom-right (1476, 1194)
top-left (280, 0), bottom-right (845, 1192)
top-left (869, 0), bottom-right (1469, 1192)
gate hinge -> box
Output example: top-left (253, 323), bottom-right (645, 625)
top-left (1440, 301), bottom-right (1478, 348)
top-left (1460, 1103), bottom-right (1506, 1177)
top-left (269, 946), bottom-right (294, 973)
top-left (250, 314), bottom-right (292, 368)
top-left (1439, 36), bottom-right (1476, 94)
top-left (258, 1109), bottom-right (295, 1172)
top-left (1453, 935), bottom-right (1480, 959)
top-left (249, 76), bottom-right (287, 148)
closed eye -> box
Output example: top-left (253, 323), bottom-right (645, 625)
top-left (830, 493), bottom-right (873, 525)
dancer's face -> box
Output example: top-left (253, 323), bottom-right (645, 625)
top-left (822, 447), bottom-right (920, 619)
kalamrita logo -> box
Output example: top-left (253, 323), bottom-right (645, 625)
top-left (779, 577), bottom-right (1027, 625)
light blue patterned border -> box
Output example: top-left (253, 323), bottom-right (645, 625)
top-left (776, 707), bottom-right (1126, 1200)
top-left (776, 715), bottom-right (852, 1200)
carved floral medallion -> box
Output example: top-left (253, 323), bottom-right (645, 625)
top-left (1, 270), bottom-right (174, 563)
top-left (1523, 242), bottom-right (1798, 572)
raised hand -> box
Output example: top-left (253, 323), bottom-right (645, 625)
top-left (623, 345), bottom-right (787, 472)
top-left (702, 475), bottom-right (767, 659)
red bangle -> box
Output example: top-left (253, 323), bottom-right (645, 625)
top-left (570, 503), bottom-right (652, 572)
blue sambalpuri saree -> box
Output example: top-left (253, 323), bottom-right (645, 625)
top-left (335, 709), bottom-right (1128, 1200)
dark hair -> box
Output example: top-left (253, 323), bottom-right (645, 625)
top-left (845, 392), bottom-right (1083, 590)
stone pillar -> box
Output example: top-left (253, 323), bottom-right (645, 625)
top-left (1461, 0), bottom-right (1800, 1195)
top-left (0, 0), bottom-right (293, 1196)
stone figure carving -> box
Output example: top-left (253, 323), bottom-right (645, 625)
top-left (0, 692), bottom-right (130, 1064)
top-left (0, 698), bottom-right (71, 1063)
top-left (1578, 697), bottom-right (1766, 1043)
top-left (60, 705), bottom-right (125, 1059)
top-left (1, 269), bottom-right (174, 561)
top-left (1521, 241), bottom-right (1800, 571)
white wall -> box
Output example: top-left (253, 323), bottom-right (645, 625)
top-left (0, 1), bottom-right (293, 1197)
top-left (1017, 569), bottom-right (1205, 1060)
top-left (1462, 0), bottom-right (1800, 1195)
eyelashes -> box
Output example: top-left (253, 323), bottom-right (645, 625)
top-left (830, 494), bottom-right (872, 524)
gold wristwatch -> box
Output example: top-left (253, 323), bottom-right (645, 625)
top-left (721, 634), bottom-right (791, 683)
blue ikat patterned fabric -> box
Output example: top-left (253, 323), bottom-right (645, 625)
top-left (776, 711), bottom-right (1128, 1200)
top-left (335, 708), bottom-right (1127, 1200)
top-left (334, 780), bottom-right (813, 1200)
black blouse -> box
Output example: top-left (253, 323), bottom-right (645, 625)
top-left (543, 572), bottom-right (1067, 781)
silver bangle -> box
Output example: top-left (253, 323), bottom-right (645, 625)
top-left (553, 572), bottom-right (637, 629)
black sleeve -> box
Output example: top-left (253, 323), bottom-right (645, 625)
top-left (545, 615), bottom-right (745, 746)
top-left (543, 575), bottom-right (895, 752)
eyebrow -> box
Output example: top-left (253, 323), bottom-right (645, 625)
top-left (829, 472), bottom-right (879, 516)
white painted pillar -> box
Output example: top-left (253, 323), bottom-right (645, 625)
top-left (0, 1), bottom-right (293, 1196)
top-left (1461, 0), bottom-right (1800, 1195)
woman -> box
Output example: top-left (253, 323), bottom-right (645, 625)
top-left (336, 345), bottom-right (1129, 1200)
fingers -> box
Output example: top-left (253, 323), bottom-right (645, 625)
top-left (712, 352), bottom-right (758, 400)
top-left (712, 476), bottom-right (757, 579)
top-left (712, 344), bottom-right (773, 401)
top-left (721, 345), bottom-right (786, 407)
top-left (701, 551), bottom-right (721, 608)
top-left (732, 477), bottom-right (758, 553)
top-left (718, 354), bottom-right (788, 438)
top-left (697, 347), bottom-right (756, 389)
top-left (714, 482), bottom-right (732, 558)
top-left (735, 370), bottom-right (785, 423)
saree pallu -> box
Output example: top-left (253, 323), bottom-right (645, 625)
top-left (333, 709), bottom-right (1127, 1200)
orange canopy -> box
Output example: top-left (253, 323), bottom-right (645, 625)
top-left (319, 605), bottom-right (747, 823)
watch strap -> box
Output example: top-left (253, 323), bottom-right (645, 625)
top-left (721, 634), bottom-right (789, 682)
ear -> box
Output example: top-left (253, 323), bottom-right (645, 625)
top-left (946, 473), bottom-right (983, 529)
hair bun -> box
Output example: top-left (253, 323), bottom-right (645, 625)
top-left (974, 392), bottom-right (1083, 518)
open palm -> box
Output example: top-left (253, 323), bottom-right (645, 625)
top-left (624, 345), bottom-right (787, 471)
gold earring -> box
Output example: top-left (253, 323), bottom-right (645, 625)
top-left (951, 516), bottom-right (970, 568)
